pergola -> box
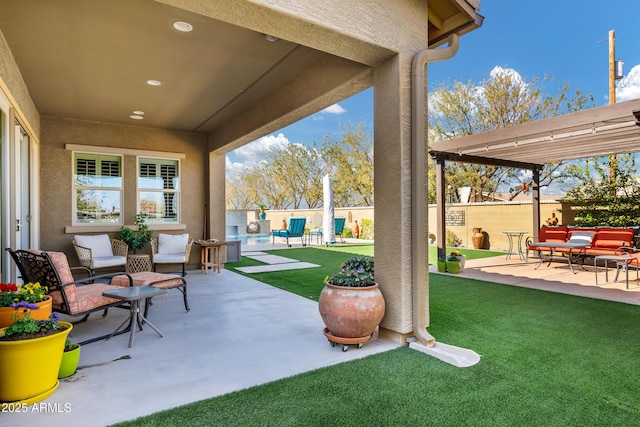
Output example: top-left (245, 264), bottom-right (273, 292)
top-left (429, 98), bottom-right (640, 258)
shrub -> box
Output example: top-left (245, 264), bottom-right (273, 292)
top-left (446, 230), bottom-right (461, 247)
top-left (360, 219), bottom-right (374, 240)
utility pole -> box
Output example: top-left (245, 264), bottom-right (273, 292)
top-left (609, 30), bottom-right (624, 185)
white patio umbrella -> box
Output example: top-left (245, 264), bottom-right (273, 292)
top-left (322, 174), bottom-right (335, 245)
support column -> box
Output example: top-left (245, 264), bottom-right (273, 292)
top-left (436, 156), bottom-right (446, 260)
top-left (532, 167), bottom-right (541, 241)
top-left (374, 53), bottom-right (415, 339)
top-left (208, 152), bottom-right (226, 242)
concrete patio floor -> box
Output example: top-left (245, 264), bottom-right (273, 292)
top-left (6, 239), bottom-right (394, 427)
top-left (8, 243), bottom-right (640, 426)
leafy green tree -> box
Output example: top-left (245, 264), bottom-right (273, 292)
top-left (562, 155), bottom-right (640, 226)
top-left (226, 122), bottom-right (374, 210)
top-left (320, 123), bottom-right (374, 207)
top-left (268, 144), bottom-right (325, 209)
top-left (428, 67), bottom-right (594, 202)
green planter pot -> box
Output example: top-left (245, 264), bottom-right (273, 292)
top-left (446, 261), bottom-right (461, 274)
top-left (437, 261), bottom-right (447, 272)
top-left (58, 345), bottom-right (81, 379)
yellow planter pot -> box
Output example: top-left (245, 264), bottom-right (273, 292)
top-left (0, 321), bottom-right (72, 404)
top-left (0, 296), bottom-right (53, 328)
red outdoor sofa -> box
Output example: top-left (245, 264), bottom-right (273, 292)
top-left (526, 225), bottom-right (638, 263)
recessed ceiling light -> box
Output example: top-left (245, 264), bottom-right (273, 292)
top-left (129, 115), bottom-right (144, 120)
top-left (146, 79), bottom-right (162, 86)
top-left (133, 110), bottom-right (145, 115)
top-left (173, 21), bottom-right (193, 32)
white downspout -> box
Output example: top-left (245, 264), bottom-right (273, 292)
top-left (409, 34), bottom-right (480, 367)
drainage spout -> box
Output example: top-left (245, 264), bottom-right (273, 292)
top-left (411, 35), bottom-right (459, 348)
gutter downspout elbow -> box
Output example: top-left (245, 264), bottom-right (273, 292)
top-left (410, 34), bottom-right (480, 367)
top-left (411, 35), bottom-right (459, 348)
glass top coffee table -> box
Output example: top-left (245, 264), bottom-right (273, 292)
top-left (103, 286), bottom-right (168, 348)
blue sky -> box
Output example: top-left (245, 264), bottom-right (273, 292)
top-left (227, 0), bottom-right (640, 178)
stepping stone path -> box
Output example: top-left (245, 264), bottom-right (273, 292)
top-left (237, 251), bottom-right (320, 273)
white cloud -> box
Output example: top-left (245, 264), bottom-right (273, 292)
top-left (226, 133), bottom-right (290, 178)
top-left (616, 64), bottom-right (640, 102)
top-left (489, 65), bottom-right (526, 86)
top-left (320, 103), bottom-right (346, 114)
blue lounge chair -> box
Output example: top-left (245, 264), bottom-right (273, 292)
top-left (272, 216), bottom-right (307, 247)
top-left (334, 217), bottom-right (346, 243)
top-left (309, 217), bottom-right (346, 245)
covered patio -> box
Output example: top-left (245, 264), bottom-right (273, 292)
top-left (5, 242), bottom-right (640, 426)
top-left (3, 247), bottom-right (398, 427)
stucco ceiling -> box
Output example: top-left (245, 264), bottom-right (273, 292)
top-left (0, 0), bottom-right (482, 135)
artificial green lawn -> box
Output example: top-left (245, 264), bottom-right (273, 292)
top-left (225, 244), bottom-right (504, 301)
top-left (115, 246), bottom-right (640, 426)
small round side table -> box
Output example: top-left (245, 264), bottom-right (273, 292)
top-left (126, 254), bottom-right (152, 273)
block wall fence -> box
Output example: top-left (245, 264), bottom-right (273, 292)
top-left (228, 200), bottom-right (563, 252)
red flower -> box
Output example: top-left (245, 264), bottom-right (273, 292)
top-left (0, 283), bottom-right (18, 292)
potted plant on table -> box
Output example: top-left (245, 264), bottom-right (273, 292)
top-left (0, 303), bottom-right (72, 404)
top-left (58, 338), bottom-right (81, 379)
top-left (119, 212), bottom-right (155, 254)
top-left (0, 282), bottom-right (52, 328)
top-left (318, 256), bottom-right (385, 350)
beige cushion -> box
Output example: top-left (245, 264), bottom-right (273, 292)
top-left (74, 234), bottom-right (113, 257)
top-left (158, 233), bottom-right (188, 254)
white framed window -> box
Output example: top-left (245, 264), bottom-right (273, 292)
top-left (73, 153), bottom-right (123, 225)
top-left (138, 157), bottom-right (180, 224)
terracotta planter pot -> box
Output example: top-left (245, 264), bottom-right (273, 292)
top-left (0, 296), bottom-right (53, 328)
top-left (0, 321), bottom-right (72, 403)
top-left (318, 282), bottom-right (385, 339)
top-left (472, 227), bottom-right (484, 249)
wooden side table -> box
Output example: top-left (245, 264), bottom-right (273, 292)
top-left (126, 254), bottom-right (152, 273)
top-left (197, 240), bottom-right (228, 274)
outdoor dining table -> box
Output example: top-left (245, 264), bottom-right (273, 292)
top-left (531, 241), bottom-right (590, 274)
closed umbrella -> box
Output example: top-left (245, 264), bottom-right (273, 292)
top-left (323, 174), bottom-right (335, 245)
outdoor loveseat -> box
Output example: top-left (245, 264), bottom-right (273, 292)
top-left (526, 226), bottom-right (637, 263)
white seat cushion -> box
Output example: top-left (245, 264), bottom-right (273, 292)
top-left (92, 256), bottom-right (127, 268)
top-left (158, 233), bottom-right (189, 254)
top-left (74, 234), bottom-right (113, 257)
top-left (153, 253), bottom-right (187, 264)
